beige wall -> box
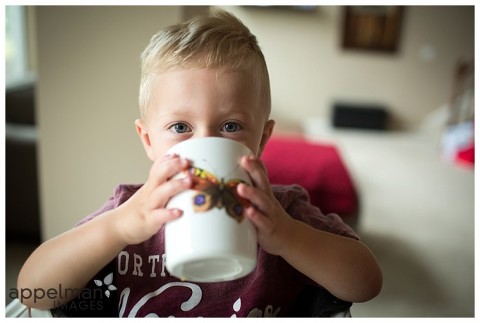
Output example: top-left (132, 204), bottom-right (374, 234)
top-left (222, 6), bottom-right (474, 130)
top-left (35, 6), bottom-right (182, 239)
top-left (35, 6), bottom-right (473, 240)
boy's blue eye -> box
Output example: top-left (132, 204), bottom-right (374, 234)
top-left (170, 123), bottom-right (191, 134)
top-left (222, 122), bottom-right (241, 133)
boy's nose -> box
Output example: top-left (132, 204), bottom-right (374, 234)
top-left (194, 127), bottom-right (219, 138)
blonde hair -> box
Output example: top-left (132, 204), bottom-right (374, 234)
top-left (139, 8), bottom-right (271, 120)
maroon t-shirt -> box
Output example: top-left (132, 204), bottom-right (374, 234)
top-left (75, 184), bottom-right (358, 317)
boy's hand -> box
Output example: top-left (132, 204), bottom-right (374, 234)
top-left (115, 154), bottom-right (192, 245)
top-left (237, 156), bottom-right (295, 256)
top-left (238, 156), bottom-right (383, 303)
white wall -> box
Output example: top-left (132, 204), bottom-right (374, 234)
top-left (35, 6), bottom-right (474, 240)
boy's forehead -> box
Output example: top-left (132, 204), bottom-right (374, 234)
top-left (146, 67), bottom-right (269, 120)
top-left (154, 67), bottom-right (253, 82)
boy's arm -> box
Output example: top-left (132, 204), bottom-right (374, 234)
top-left (238, 156), bottom-right (382, 303)
top-left (17, 155), bottom-right (192, 310)
top-left (278, 220), bottom-right (382, 303)
top-left (17, 208), bottom-right (127, 309)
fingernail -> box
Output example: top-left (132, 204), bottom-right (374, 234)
top-left (172, 209), bottom-right (183, 217)
top-left (237, 183), bottom-right (246, 192)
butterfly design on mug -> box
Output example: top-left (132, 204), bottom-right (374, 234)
top-left (184, 166), bottom-right (250, 222)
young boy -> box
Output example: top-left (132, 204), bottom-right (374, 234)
top-left (17, 8), bottom-right (382, 317)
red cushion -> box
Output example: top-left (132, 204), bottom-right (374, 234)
top-left (261, 136), bottom-right (358, 220)
top-left (455, 144), bottom-right (474, 168)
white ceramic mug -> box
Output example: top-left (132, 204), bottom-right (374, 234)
top-left (165, 137), bottom-right (257, 282)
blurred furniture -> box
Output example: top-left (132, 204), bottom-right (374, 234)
top-left (6, 79), bottom-right (41, 242)
top-left (5, 82), bottom-right (40, 242)
top-left (6, 299), bottom-right (53, 318)
top-left (262, 135), bottom-right (359, 227)
top-left (440, 59), bottom-right (474, 168)
top-left (5, 80), bottom-right (42, 310)
top-left (332, 103), bottom-right (389, 130)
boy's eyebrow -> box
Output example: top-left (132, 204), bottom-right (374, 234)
top-left (155, 107), bottom-right (256, 124)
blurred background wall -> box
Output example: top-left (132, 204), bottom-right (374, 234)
top-left (34, 6), bottom-right (182, 239)
top-left (32, 6), bottom-right (473, 239)
top-left (225, 6), bottom-right (473, 130)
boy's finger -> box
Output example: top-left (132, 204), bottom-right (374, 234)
top-left (237, 183), bottom-right (270, 214)
top-left (150, 208), bottom-right (183, 228)
top-left (152, 176), bottom-right (192, 207)
top-left (240, 156), bottom-right (270, 192)
top-left (244, 206), bottom-right (272, 232)
top-left (149, 155), bottom-right (190, 185)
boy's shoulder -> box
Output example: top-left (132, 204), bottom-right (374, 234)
top-left (272, 184), bottom-right (310, 202)
top-left (272, 184), bottom-right (358, 240)
top-left (76, 184), bottom-right (143, 226)
top-left (112, 183), bottom-right (143, 202)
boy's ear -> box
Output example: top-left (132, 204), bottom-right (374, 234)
top-left (257, 119), bottom-right (275, 157)
top-left (135, 119), bottom-right (155, 161)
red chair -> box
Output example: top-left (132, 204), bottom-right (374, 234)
top-left (262, 136), bottom-right (359, 227)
